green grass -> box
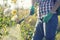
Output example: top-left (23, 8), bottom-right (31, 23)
top-left (56, 32), bottom-right (60, 40)
top-left (56, 16), bottom-right (60, 40)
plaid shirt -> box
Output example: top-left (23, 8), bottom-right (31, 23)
top-left (38, 0), bottom-right (55, 18)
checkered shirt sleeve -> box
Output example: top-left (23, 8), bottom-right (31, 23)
top-left (39, 1), bottom-right (54, 17)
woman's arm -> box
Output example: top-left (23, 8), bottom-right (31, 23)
top-left (30, 0), bottom-right (39, 15)
top-left (51, 0), bottom-right (60, 13)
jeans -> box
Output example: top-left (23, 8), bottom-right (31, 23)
top-left (33, 14), bottom-right (58, 40)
